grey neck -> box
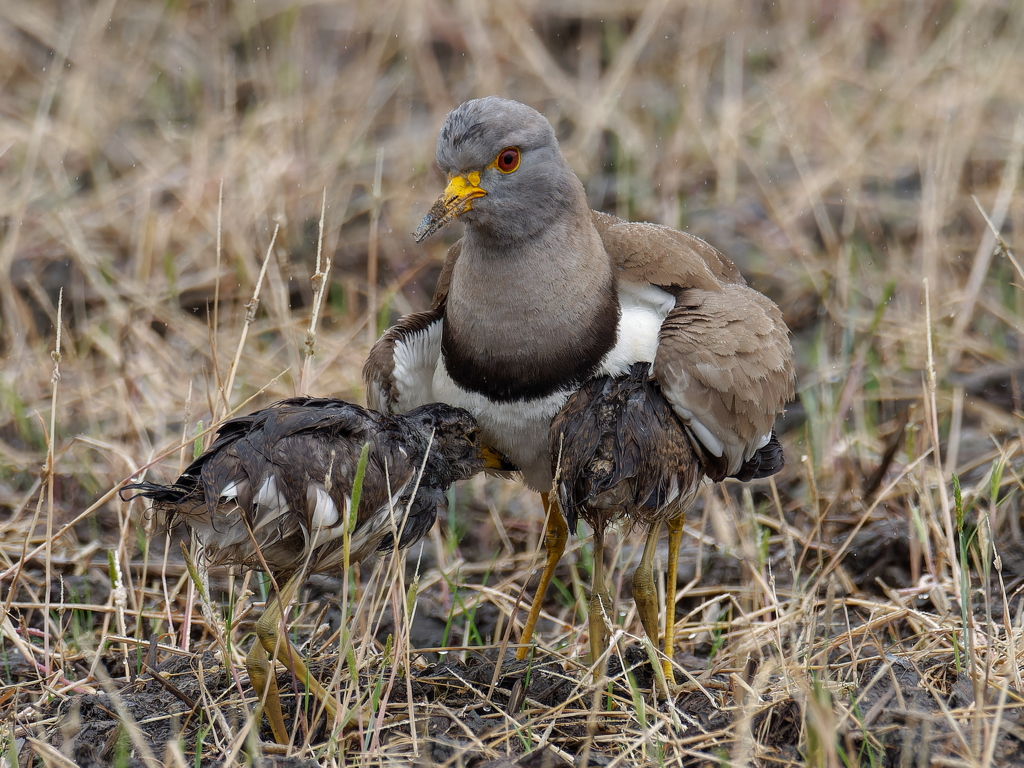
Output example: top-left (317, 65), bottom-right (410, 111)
top-left (441, 206), bottom-right (619, 402)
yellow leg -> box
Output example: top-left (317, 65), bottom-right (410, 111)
top-left (516, 492), bottom-right (569, 660)
top-left (246, 631), bottom-right (289, 744)
top-left (251, 572), bottom-right (338, 742)
top-left (663, 516), bottom-right (685, 684)
top-left (588, 527), bottom-right (612, 668)
top-left (632, 524), bottom-right (662, 646)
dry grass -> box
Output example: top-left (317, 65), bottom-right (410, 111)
top-left (2, 1), bottom-right (1024, 766)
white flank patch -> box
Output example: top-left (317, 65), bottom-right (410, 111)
top-left (392, 320), bottom-right (443, 411)
top-left (597, 281), bottom-right (673, 377)
top-left (218, 480), bottom-right (240, 500)
top-left (308, 484), bottom-right (340, 529)
top-left (251, 475), bottom-right (289, 528)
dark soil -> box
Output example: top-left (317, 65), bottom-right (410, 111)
top-left (32, 632), bottom-right (1024, 768)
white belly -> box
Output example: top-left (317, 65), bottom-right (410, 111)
top-left (433, 365), bottom-right (570, 490)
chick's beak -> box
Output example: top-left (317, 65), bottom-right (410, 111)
top-left (478, 443), bottom-right (516, 472)
top-left (413, 172), bottom-right (486, 242)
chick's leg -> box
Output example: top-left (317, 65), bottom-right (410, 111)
top-left (632, 524), bottom-right (662, 648)
top-left (246, 632), bottom-right (289, 744)
top-left (588, 526), bottom-right (613, 668)
top-left (516, 492), bottom-right (568, 660)
top-left (251, 572), bottom-right (338, 742)
top-left (662, 516), bottom-right (685, 683)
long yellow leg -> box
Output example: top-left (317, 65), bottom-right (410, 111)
top-left (588, 527), bottom-right (612, 668)
top-left (663, 516), bottom-right (685, 684)
top-left (248, 572), bottom-right (338, 742)
top-left (516, 492), bottom-right (569, 660)
top-left (246, 632), bottom-right (289, 744)
top-left (632, 524), bottom-right (662, 647)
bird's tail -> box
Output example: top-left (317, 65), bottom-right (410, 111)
top-left (120, 480), bottom-right (197, 505)
top-left (119, 480), bottom-right (209, 535)
top-left (731, 431), bottom-right (785, 482)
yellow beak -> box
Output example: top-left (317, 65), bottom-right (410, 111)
top-left (413, 172), bottom-right (486, 242)
top-left (478, 443), bottom-right (516, 472)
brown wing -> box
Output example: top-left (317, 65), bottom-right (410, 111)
top-left (592, 210), bottom-right (745, 290)
top-left (653, 284), bottom-right (795, 480)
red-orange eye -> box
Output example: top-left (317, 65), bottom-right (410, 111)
top-left (496, 147), bottom-right (520, 173)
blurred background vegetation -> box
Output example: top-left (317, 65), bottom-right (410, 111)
top-left (1, 1), bottom-right (1021, 488)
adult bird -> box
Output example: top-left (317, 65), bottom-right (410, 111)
top-left (363, 97), bottom-right (795, 677)
top-left (122, 397), bottom-right (510, 743)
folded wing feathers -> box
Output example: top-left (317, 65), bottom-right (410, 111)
top-left (654, 284), bottom-right (795, 476)
top-left (593, 210), bottom-right (746, 290)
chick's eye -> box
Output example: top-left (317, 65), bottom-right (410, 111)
top-left (496, 147), bottom-right (520, 173)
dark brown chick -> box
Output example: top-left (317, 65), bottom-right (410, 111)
top-left (551, 363), bottom-right (782, 684)
top-left (122, 397), bottom-right (510, 743)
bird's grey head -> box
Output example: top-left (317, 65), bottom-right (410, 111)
top-left (413, 97), bottom-right (584, 244)
top-left (436, 97), bottom-right (554, 171)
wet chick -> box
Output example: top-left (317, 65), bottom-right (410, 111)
top-left (123, 397), bottom-right (510, 742)
top-left (551, 363), bottom-right (781, 682)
